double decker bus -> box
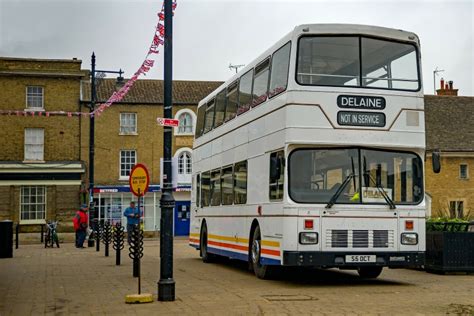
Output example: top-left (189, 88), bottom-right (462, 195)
top-left (190, 24), bottom-right (430, 279)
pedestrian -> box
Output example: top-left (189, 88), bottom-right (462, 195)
top-left (123, 201), bottom-right (140, 244)
top-left (73, 204), bottom-right (89, 248)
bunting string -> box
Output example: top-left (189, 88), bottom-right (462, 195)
top-left (0, 1), bottom-right (177, 118)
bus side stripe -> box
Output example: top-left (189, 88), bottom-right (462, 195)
top-left (208, 240), bottom-right (248, 252)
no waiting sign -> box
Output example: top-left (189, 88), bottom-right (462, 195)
top-left (157, 117), bottom-right (179, 127)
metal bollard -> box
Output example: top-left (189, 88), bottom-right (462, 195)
top-left (128, 225), bottom-right (144, 279)
top-left (95, 220), bottom-right (102, 252)
top-left (40, 224), bottom-right (44, 243)
top-left (112, 223), bottom-right (125, 265)
top-left (15, 223), bottom-right (19, 249)
top-left (101, 221), bottom-right (112, 257)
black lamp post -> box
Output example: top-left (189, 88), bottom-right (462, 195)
top-left (88, 53), bottom-right (123, 248)
top-left (158, 0), bottom-right (176, 301)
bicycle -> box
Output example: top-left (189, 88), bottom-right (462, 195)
top-left (44, 220), bottom-right (60, 248)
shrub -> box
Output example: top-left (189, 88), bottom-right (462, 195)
top-left (426, 217), bottom-right (470, 232)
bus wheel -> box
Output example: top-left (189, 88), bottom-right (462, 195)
top-left (251, 226), bottom-right (273, 279)
top-left (357, 266), bottom-right (383, 279)
top-left (200, 222), bottom-right (215, 263)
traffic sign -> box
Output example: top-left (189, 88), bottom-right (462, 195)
top-left (129, 164), bottom-right (150, 197)
top-left (156, 117), bottom-right (179, 127)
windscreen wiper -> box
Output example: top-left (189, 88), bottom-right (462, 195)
top-left (325, 174), bottom-right (354, 209)
top-left (363, 170), bottom-right (397, 210)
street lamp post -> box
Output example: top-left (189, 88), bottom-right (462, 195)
top-left (88, 53), bottom-right (123, 248)
top-left (158, 0), bottom-right (176, 301)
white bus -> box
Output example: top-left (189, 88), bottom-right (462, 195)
top-left (190, 24), bottom-right (433, 279)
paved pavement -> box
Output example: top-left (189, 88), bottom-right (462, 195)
top-left (0, 239), bottom-right (473, 315)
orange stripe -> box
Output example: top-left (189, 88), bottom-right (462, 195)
top-left (208, 240), bottom-right (248, 252)
top-left (189, 238), bottom-right (199, 244)
top-left (261, 248), bottom-right (280, 256)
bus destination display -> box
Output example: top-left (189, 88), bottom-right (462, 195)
top-left (337, 95), bottom-right (386, 110)
top-left (337, 111), bottom-right (386, 127)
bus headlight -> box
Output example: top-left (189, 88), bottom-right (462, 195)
top-left (401, 233), bottom-right (418, 245)
top-left (299, 232), bottom-right (318, 244)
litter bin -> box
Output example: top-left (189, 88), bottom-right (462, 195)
top-left (0, 220), bottom-right (13, 258)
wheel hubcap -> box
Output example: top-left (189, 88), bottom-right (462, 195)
top-left (251, 239), bottom-right (261, 264)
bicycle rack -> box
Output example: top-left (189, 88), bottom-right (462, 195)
top-left (128, 225), bottom-right (144, 279)
top-left (112, 223), bottom-right (125, 265)
top-left (101, 221), bottom-right (112, 257)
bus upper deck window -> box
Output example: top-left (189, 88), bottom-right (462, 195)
top-left (238, 70), bottom-right (253, 115)
top-left (252, 58), bottom-right (270, 107)
top-left (269, 42), bottom-right (291, 98)
top-left (225, 80), bottom-right (239, 122)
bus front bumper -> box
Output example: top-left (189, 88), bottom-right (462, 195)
top-left (283, 251), bottom-right (425, 268)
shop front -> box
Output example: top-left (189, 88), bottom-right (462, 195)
top-left (93, 185), bottom-right (191, 236)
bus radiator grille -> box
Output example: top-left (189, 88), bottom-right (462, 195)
top-left (326, 230), bottom-right (394, 248)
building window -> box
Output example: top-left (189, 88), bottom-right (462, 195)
top-left (178, 112), bottom-right (193, 134)
top-left (24, 128), bottom-right (44, 161)
top-left (21, 186), bottom-right (46, 221)
top-left (449, 200), bottom-right (464, 219)
top-left (178, 151), bottom-right (192, 174)
top-left (460, 164), bottom-right (469, 179)
top-left (120, 113), bottom-right (137, 134)
top-left (26, 86), bottom-right (44, 109)
top-left (120, 150), bottom-right (136, 178)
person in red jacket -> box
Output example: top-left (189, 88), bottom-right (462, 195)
top-left (73, 204), bottom-right (89, 248)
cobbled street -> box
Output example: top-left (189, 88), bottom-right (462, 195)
top-left (0, 239), bottom-right (473, 315)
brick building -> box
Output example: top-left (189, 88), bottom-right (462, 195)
top-left (425, 93), bottom-right (474, 219)
top-left (80, 79), bottom-right (221, 235)
top-left (0, 57), bottom-right (87, 229)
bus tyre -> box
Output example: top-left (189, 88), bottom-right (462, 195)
top-left (200, 223), bottom-right (215, 263)
top-left (357, 266), bottom-right (383, 279)
top-left (251, 226), bottom-right (273, 279)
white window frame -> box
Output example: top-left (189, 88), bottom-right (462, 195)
top-left (459, 164), bottom-right (469, 180)
top-left (24, 128), bottom-right (45, 162)
top-left (178, 151), bottom-right (192, 175)
top-left (174, 108), bottom-right (196, 136)
top-left (119, 113), bottom-right (138, 135)
top-left (25, 86), bottom-right (44, 110)
top-left (20, 186), bottom-right (47, 224)
top-left (119, 150), bottom-right (137, 180)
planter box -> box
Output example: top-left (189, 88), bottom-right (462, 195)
top-left (426, 231), bottom-right (474, 273)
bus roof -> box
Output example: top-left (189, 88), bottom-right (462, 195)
top-left (197, 23), bottom-right (420, 108)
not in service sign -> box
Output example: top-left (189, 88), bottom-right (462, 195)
top-left (337, 111), bottom-right (386, 128)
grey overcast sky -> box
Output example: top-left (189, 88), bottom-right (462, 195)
top-left (0, 0), bottom-right (472, 95)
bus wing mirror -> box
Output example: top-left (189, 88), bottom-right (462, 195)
top-left (432, 150), bottom-right (441, 174)
top-left (270, 156), bottom-right (281, 182)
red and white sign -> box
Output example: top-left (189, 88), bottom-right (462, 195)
top-left (156, 117), bottom-right (179, 127)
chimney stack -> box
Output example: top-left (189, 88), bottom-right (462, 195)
top-left (436, 78), bottom-right (458, 96)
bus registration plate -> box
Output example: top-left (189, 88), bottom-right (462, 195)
top-left (345, 255), bottom-right (376, 263)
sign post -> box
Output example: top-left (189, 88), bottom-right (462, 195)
top-left (125, 164), bottom-right (152, 304)
top-left (158, 0), bottom-right (176, 302)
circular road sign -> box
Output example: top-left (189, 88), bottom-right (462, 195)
top-left (129, 163), bottom-right (150, 197)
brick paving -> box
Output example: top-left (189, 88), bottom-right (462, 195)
top-left (0, 239), bottom-right (473, 315)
